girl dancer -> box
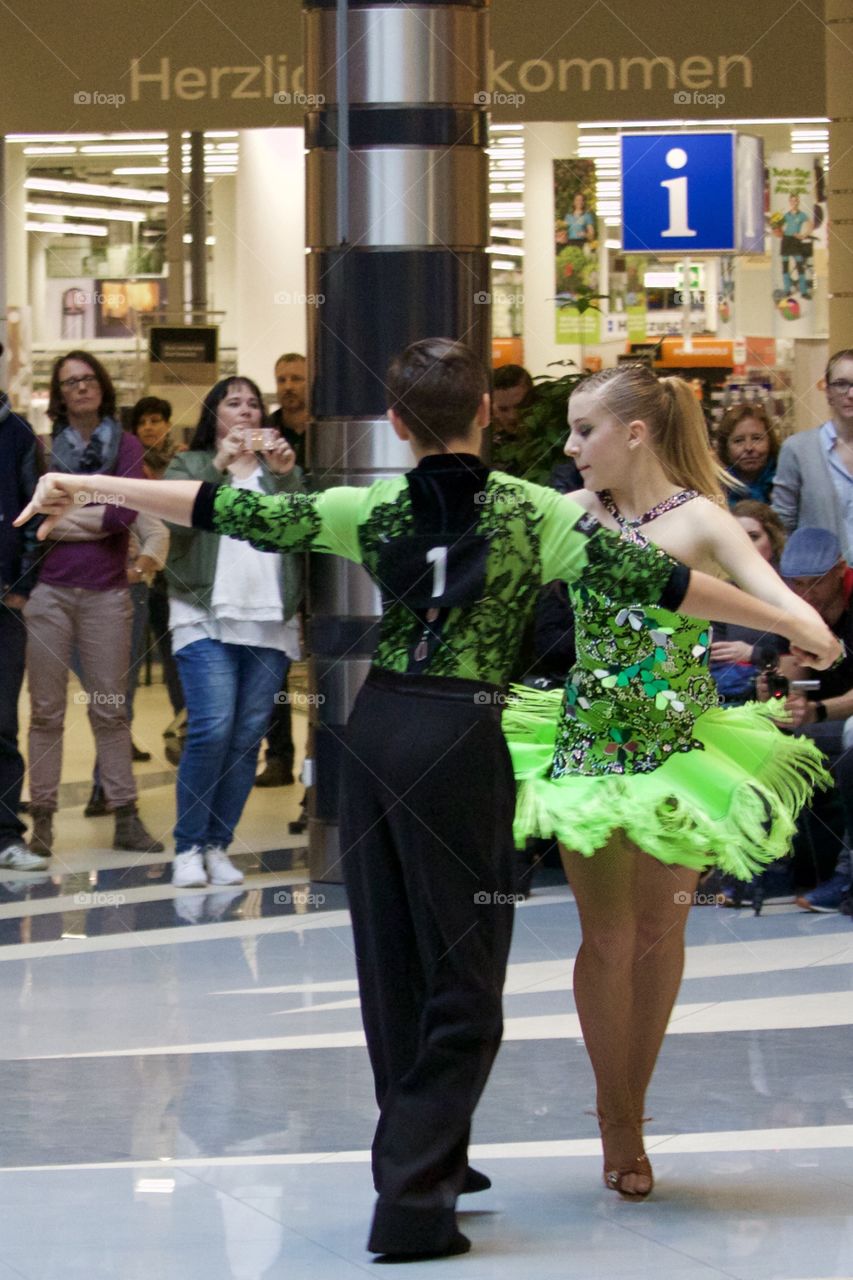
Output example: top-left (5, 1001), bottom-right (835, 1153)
top-left (505, 365), bottom-right (832, 1198)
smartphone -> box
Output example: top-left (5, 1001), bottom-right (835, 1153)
top-left (243, 427), bottom-right (278, 452)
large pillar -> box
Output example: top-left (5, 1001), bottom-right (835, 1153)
top-left (303, 0), bottom-right (491, 881)
top-left (826, 1), bottom-right (853, 350)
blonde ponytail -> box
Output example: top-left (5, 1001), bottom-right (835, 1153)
top-left (658, 377), bottom-right (727, 501)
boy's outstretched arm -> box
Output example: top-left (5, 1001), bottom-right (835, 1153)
top-left (15, 472), bottom-right (364, 562)
top-left (16, 473), bottom-right (201, 533)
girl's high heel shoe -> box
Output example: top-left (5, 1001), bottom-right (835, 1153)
top-left (594, 1113), bottom-right (654, 1199)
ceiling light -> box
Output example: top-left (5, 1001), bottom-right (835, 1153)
top-left (25, 177), bottom-right (168, 203)
top-left (112, 167), bottom-right (169, 176)
top-left (579, 117), bottom-right (829, 128)
top-left (26, 201), bottom-right (148, 223)
top-left (26, 221), bottom-right (108, 237)
top-left (9, 132), bottom-right (168, 142)
top-left (80, 144), bottom-right (167, 156)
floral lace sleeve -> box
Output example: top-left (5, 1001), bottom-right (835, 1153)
top-left (199, 483), bottom-right (369, 561)
top-left (540, 492), bottom-right (690, 610)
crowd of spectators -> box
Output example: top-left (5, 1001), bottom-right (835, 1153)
top-left (0, 348), bottom-right (310, 885)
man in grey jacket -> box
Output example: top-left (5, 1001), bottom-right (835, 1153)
top-left (772, 349), bottom-right (853, 559)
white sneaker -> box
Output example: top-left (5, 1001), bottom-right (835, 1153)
top-left (0, 841), bottom-right (49, 872)
top-left (204, 847), bottom-right (244, 886)
top-left (172, 848), bottom-right (208, 888)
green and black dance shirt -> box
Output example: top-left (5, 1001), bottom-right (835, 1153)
top-left (191, 452), bottom-right (689, 687)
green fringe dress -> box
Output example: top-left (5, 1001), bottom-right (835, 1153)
top-left (504, 491), bottom-right (831, 879)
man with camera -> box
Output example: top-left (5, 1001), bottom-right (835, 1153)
top-left (766, 527), bottom-right (853, 913)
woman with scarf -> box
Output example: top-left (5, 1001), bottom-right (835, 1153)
top-left (24, 351), bottom-right (163, 859)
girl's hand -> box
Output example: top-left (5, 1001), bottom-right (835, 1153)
top-left (788, 617), bottom-right (843, 670)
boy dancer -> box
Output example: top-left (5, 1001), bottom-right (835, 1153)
top-left (17, 340), bottom-right (837, 1259)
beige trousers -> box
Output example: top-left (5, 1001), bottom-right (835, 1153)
top-left (24, 583), bottom-right (136, 811)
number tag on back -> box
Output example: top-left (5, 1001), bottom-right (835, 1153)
top-left (377, 534), bottom-right (490, 609)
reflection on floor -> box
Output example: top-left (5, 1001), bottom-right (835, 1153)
top-left (3, 683), bottom-right (852, 1277)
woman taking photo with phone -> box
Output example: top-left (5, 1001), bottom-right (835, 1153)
top-left (163, 376), bottom-right (303, 888)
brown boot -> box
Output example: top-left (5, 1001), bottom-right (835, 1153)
top-left (112, 804), bottom-right (165, 853)
top-left (29, 807), bottom-right (54, 858)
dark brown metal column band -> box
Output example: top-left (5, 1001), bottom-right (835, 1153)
top-left (304, 1), bottom-right (492, 881)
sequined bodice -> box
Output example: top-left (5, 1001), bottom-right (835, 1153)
top-left (551, 490), bottom-right (718, 778)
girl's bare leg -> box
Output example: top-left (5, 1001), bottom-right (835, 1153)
top-left (628, 853), bottom-right (699, 1116)
top-left (562, 834), bottom-right (648, 1193)
top-left (562, 837), bottom-right (699, 1195)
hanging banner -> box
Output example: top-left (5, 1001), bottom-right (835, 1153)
top-left (0, 0), bottom-right (828, 130)
top-left (769, 153), bottom-right (826, 337)
top-left (554, 159), bottom-right (601, 344)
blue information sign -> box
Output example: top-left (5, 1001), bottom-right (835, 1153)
top-left (621, 132), bottom-right (737, 253)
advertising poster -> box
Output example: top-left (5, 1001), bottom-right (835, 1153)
top-left (769, 153), bottom-right (825, 337)
top-left (626, 256), bottom-right (650, 343)
top-left (554, 159), bottom-right (601, 344)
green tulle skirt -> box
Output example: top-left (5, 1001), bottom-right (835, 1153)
top-left (504, 687), bottom-right (832, 878)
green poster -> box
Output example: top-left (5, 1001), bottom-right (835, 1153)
top-left (625, 254), bottom-right (649, 344)
top-left (554, 158), bottom-right (601, 345)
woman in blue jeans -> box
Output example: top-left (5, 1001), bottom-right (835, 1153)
top-left (164, 377), bottom-right (303, 888)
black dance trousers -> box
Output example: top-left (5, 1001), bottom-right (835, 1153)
top-left (340, 670), bottom-right (517, 1254)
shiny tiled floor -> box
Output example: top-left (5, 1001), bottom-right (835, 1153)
top-left (3, 681), bottom-right (853, 1277)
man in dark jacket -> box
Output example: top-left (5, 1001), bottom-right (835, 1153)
top-left (0, 391), bottom-right (47, 870)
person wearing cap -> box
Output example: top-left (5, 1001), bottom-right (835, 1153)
top-left (771, 527), bottom-right (853, 913)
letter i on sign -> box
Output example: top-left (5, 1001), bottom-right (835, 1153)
top-left (660, 147), bottom-right (697, 238)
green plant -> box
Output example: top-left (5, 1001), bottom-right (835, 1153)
top-left (492, 366), bottom-right (586, 485)
top-left (560, 284), bottom-right (609, 315)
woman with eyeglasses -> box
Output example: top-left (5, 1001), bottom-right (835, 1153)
top-left (23, 350), bottom-right (163, 860)
top-left (772, 349), bottom-right (853, 558)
